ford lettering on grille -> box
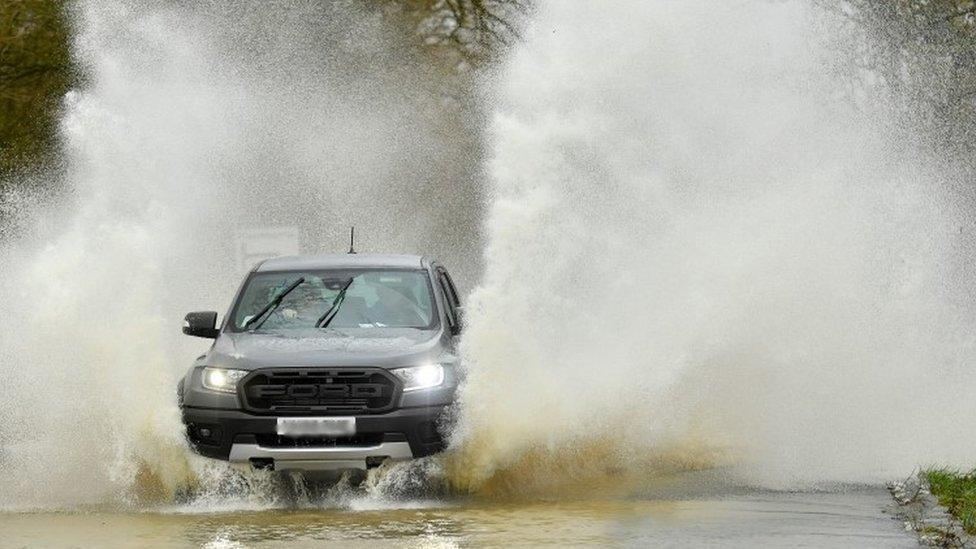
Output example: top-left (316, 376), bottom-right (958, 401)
top-left (253, 383), bottom-right (388, 399)
top-left (241, 368), bottom-right (399, 415)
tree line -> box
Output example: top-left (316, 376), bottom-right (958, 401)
top-left (0, 0), bottom-right (972, 179)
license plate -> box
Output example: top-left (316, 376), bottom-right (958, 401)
top-left (276, 417), bottom-right (356, 437)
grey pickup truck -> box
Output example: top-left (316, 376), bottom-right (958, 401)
top-left (177, 253), bottom-right (462, 472)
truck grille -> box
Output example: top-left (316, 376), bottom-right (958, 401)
top-left (240, 368), bottom-right (399, 415)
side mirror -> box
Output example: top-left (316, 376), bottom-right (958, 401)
top-left (183, 311), bottom-right (219, 339)
top-left (451, 306), bottom-right (464, 335)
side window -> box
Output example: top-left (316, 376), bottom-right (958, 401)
top-left (436, 267), bottom-right (461, 332)
top-left (439, 268), bottom-right (460, 307)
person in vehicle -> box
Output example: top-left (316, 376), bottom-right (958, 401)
top-left (179, 254), bottom-right (462, 472)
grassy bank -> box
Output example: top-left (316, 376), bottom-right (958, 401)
top-left (924, 468), bottom-right (976, 534)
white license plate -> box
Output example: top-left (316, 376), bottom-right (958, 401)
top-left (276, 417), bottom-right (356, 437)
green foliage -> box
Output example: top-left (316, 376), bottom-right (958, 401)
top-left (0, 0), bottom-right (73, 176)
top-left (924, 468), bottom-right (976, 534)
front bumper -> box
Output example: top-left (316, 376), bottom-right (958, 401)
top-left (228, 440), bottom-right (414, 471)
top-left (182, 405), bottom-right (448, 470)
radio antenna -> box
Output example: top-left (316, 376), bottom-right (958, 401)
top-left (348, 226), bottom-right (356, 254)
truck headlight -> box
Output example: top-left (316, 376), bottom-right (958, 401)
top-left (392, 364), bottom-right (444, 392)
top-left (201, 367), bottom-right (248, 393)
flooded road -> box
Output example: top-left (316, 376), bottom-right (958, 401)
top-left (0, 489), bottom-right (912, 548)
top-left (1, 1), bottom-right (973, 547)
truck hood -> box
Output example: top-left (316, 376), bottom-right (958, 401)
top-left (206, 328), bottom-right (448, 370)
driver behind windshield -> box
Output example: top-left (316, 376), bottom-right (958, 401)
top-left (236, 271), bottom-right (434, 330)
top-left (275, 279), bottom-right (332, 325)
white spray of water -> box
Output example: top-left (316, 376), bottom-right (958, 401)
top-left (451, 0), bottom-right (976, 491)
top-left (3, 0), bottom-right (975, 508)
top-left (0, 0), bottom-right (480, 509)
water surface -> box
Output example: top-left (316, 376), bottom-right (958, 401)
top-left (0, 489), bottom-right (913, 548)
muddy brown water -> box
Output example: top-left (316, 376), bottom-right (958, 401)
top-left (0, 489), bottom-right (913, 548)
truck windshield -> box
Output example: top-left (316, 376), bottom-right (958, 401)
top-left (230, 269), bottom-right (437, 331)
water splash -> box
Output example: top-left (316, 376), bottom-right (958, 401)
top-left (3, 0), bottom-right (976, 510)
top-left (449, 0), bottom-right (976, 492)
top-left (0, 0), bottom-right (481, 509)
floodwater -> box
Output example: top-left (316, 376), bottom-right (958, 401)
top-left (0, 489), bottom-right (912, 548)
top-left (0, 1), bottom-right (970, 546)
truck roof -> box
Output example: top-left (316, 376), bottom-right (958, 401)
top-left (254, 253), bottom-right (427, 272)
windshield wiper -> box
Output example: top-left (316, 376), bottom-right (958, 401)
top-left (242, 277), bottom-right (306, 331)
top-left (316, 277), bottom-right (356, 329)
